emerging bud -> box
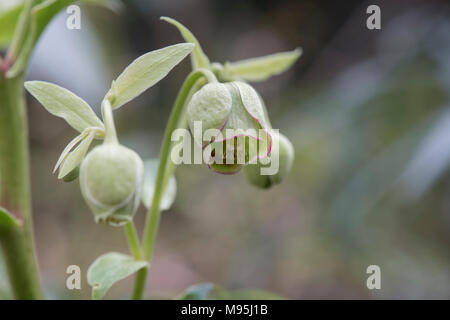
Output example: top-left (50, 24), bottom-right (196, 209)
top-left (79, 143), bottom-right (144, 226)
top-left (244, 133), bottom-right (294, 188)
top-left (187, 81), bottom-right (272, 174)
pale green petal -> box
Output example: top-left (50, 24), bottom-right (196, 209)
top-left (0, 1), bottom-right (23, 48)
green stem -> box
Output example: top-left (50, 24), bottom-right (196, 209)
top-left (0, 74), bottom-right (43, 299)
top-left (101, 99), bottom-right (119, 144)
top-left (124, 222), bottom-right (141, 260)
top-left (131, 69), bottom-right (216, 299)
top-left (5, 0), bottom-right (33, 63)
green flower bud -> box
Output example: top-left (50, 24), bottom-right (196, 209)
top-left (79, 143), bottom-right (144, 226)
top-left (187, 81), bottom-right (272, 174)
top-left (244, 133), bottom-right (294, 188)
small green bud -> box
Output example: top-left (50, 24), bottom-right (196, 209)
top-left (244, 133), bottom-right (294, 188)
top-left (79, 143), bottom-right (144, 226)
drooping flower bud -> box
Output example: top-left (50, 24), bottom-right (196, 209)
top-left (244, 132), bottom-right (294, 188)
top-left (79, 143), bottom-right (144, 226)
top-left (187, 81), bottom-right (272, 174)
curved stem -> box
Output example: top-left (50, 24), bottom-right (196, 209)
top-left (131, 68), bottom-right (216, 299)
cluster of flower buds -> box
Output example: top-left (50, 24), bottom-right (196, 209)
top-left (164, 17), bottom-right (298, 188)
top-left (25, 42), bottom-right (194, 226)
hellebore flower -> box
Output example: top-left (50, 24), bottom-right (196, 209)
top-left (187, 81), bottom-right (272, 174)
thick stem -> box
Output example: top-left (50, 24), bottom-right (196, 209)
top-left (0, 74), bottom-right (43, 299)
top-left (131, 69), bottom-right (216, 299)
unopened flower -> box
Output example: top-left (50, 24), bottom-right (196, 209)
top-left (244, 132), bottom-right (294, 188)
top-left (79, 143), bottom-right (144, 226)
top-left (187, 81), bottom-right (272, 174)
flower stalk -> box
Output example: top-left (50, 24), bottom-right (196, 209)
top-left (132, 69), bottom-right (216, 299)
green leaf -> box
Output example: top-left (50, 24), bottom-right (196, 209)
top-left (0, 206), bottom-right (21, 229)
top-left (161, 17), bottom-right (210, 69)
top-left (7, 0), bottom-right (76, 77)
top-left (87, 252), bottom-right (148, 300)
top-left (222, 48), bottom-right (302, 82)
top-left (0, 1), bottom-right (23, 48)
top-left (104, 43), bottom-right (194, 109)
top-left (24, 81), bottom-right (104, 133)
top-left (57, 130), bottom-right (95, 179)
top-left (141, 159), bottom-right (177, 210)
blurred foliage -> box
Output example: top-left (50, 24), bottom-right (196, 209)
top-left (178, 283), bottom-right (284, 300)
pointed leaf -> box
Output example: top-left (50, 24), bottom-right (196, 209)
top-left (222, 48), bottom-right (302, 82)
top-left (58, 130), bottom-right (95, 179)
top-left (25, 81), bottom-right (104, 133)
top-left (105, 43), bottom-right (194, 109)
top-left (141, 159), bottom-right (177, 210)
top-left (161, 17), bottom-right (210, 69)
top-left (87, 252), bottom-right (148, 300)
top-left (0, 206), bottom-right (21, 229)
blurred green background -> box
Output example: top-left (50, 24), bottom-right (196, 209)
top-left (1, 0), bottom-right (449, 299)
